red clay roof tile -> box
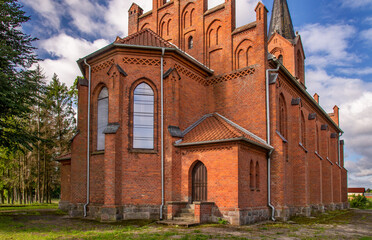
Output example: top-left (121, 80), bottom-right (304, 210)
top-left (176, 113), bottom-right (272, 150)
top-left (348, 188), bottom-right (365, 193)
top-left (115, 28), bottom-right (175, 49)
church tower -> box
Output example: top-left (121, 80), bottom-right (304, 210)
top-left (268, 0), bottom-right (305, 86)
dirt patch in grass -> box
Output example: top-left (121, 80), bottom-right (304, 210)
top-left (0, 208), bottom-right (371, 239)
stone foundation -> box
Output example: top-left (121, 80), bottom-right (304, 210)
top-left (275, 202), bottom-right (349, 221)
top-left (62, 203), bottom-right (164, 222)
top-left (60, 201), bottom-right (349, 225)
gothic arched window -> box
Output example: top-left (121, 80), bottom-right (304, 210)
top-left (316, 124), bottom-right (320, 153)
top-left (133, 83), bottom-right (154, 149)
top-left (188, 36), bottom-right (193, 49)
top-left (250, 160), bottom-right (255, 189)
top-left (97, 87), bottom-right (108, 151)
top-left (279, 94), bottom-right (287, 138)
top-left (278, 55), bottom-right (283, 64)
top-left (301, 111), bottom-right (306, 146)
top-left (255, 162), bottom-right (260, 190)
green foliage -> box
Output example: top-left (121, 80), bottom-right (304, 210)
top-left (68, 77), bottom-right (80, 106)
top-left (0, 0), bottom-right (45, 154)
top-left (44, 73), bottom-right (76, 156)
top-left (349, 195), bottom-right (368, 208)
top-left (217, 217), bottom-right (229, 224)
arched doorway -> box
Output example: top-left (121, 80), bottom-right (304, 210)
top-left (192, 161), bottom-right (207, 202)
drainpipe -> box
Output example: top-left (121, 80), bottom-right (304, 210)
top-left (83, 59), bottom-right (91, 217)
top-left (160, 48), bottom-right (165, 219)
top-left (266, 64), bottom-right (280, 221)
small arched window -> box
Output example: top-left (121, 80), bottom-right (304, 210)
top-left (97, 87), bottom-right (108, 151)
top-left (247, 47), bottom-right (252, 66)
top-left (250, 160), bottom-right (255, 189)
top-left (278, 55), bottom-right (283, 64)
top-left (133, 83), bottom-right (154, 149)
top-left (255, 162), bottom-right (260, 190)
top-left (188, 36), bottom-right (193, 49)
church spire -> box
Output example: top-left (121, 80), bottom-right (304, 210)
top-left (268, 0), bottom-right (295, 40)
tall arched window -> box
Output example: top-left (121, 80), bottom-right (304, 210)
top-left (133, 83), bottom-right (154, 149)
top-left (188, 36), bottom-right (193, 49)
top-left (97, 87), bottom-right (108, 151)
top-left (301, 111), bottom-right (306, 146)
top-left (250, 160), bottom-right (254, 189)
top-left (255, 162), bottom-right (260, 190)
top-left (327, 132), bottom-right (330, 158)
top-left (316, 124), bottom-right (320, 153)
top-left (279, 94), bottom-right (287, 138)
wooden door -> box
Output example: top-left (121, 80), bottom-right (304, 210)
top-left (192, 162), bottom-right (207, 202)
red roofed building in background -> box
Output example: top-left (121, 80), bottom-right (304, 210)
top-left (58, 0), bottom-right (348, 225)
top-left (347, 188), bottom-right (365, 198)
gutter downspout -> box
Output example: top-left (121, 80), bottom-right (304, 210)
top-left (83, 59), bottom-right (91, 217)
top-left (266, 64), bottom-right (280, 221)
top-left (160, 48), bottom-right (165, 219)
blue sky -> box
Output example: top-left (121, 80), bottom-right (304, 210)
top-left (20, 0), bottom-right (372, 188)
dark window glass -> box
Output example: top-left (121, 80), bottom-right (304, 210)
top-left (133, 83), bottom-right (154, 149)
top-left (188, 36), bottom-right (193, 49)
top-left (278, 55), bottom-right (283, 64)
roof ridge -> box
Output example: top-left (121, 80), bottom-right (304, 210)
top-left (182, 113), bottom-right (213, 136)
top-left (213, 114), bottom-right (244, 138)
top-left (214, 112), bottom-right (270, 146)
top-left (115, 28), bottom-right (174, 48)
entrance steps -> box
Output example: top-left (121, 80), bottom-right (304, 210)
top-left (157, 204), bottom-right (199, 227)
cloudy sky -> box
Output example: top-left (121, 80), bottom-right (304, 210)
top-left (20, 0), bottom-right (372, 188)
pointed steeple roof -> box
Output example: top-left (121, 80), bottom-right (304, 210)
top-left (268, 0), bottom-right (295, 40)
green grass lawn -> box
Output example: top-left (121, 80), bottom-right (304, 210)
top-left (0, 206), bottom-right (371, 240)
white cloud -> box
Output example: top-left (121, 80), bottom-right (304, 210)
top-left (236, 0), bottom-right (260, 27)
top-left (21, 0), bottom-right (61, 28)
top-left (361, 28), bottom-right (372, 43)
top-left (337, 67), bottom-right (372, 75)
top-left (37, 34), bottom-right (109, 86)
top-left (300, 24), bottom-right (358, 67)
top-left (341, 0), bottom-right (372, 8)
top-left (365, 17), bottom-right (372, 25)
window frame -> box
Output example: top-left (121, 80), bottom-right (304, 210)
top-left (129, 79), bottom-right (158, 153)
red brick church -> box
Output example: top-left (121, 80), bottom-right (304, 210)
top-left (57, 0), bottom-right (348, 224)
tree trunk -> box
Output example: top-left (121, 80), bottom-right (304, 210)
top-left (37, 107), bottom-right (40, 203)
top-left (43, 145), bottom-right (46, 203)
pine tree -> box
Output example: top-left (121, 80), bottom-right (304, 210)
top-left (0, 0), bottom-right (44, 153)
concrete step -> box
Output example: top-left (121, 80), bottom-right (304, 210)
top-left (157, 220), bottom-right (199, 227)
top-left (181, 208), bottom-right (194, 214)
top-left (185, 204), bottom-right (195, 210)
top-left (173, 216), bottom-right (195, 222)
top-left (177, 212), bottom-right (194, 218)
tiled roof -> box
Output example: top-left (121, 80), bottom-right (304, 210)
top-left (348, 188), bottom-right (365, 193)
top-left (55, 153), bottom-right (71, 161)
top-left (115, 28), bottom-right (175, 49)
top-left (175, 113), bottom-right (272, 150)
